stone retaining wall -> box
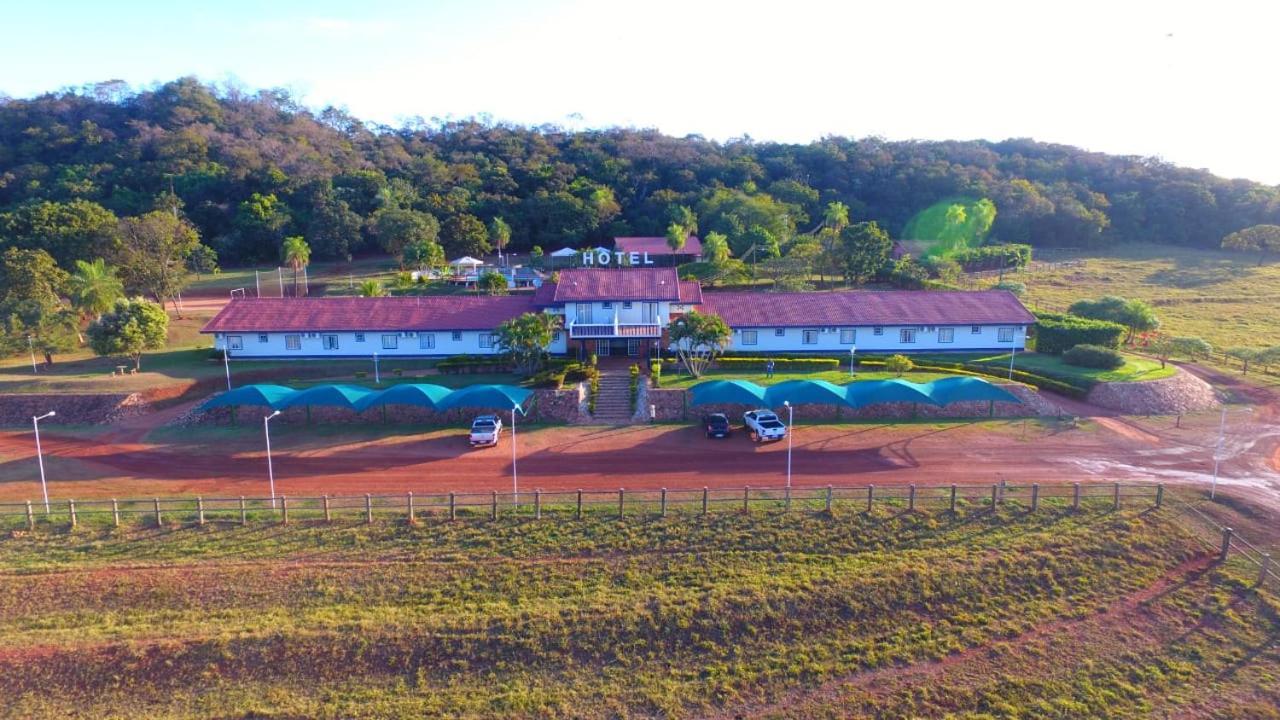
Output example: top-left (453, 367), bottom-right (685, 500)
top-left (1086, 368), bottom-right (1219, 415)
top-left (0, 393), bottom-right (150, 426)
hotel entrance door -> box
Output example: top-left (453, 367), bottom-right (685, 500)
top-left (594, 339), bottom-right (643, 357)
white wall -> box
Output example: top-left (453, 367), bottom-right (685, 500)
top-left (214, 329), bottom-right (568, 358)
top-left (722, 324), bottom-right (1028, 353)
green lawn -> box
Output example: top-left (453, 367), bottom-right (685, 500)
top-left (914, 350), bottom-right (1177, 384)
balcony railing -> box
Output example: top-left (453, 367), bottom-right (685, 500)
top-left (568, 321), bottom-right (662, 339)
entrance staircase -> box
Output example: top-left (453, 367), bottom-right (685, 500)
top-left (591, 364), bottom-right (637, 424)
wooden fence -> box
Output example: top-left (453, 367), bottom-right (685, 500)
top-left (0, 481), bottom-right (1163, 531)
top-left (1163, 494), bottom-right (1278, 595)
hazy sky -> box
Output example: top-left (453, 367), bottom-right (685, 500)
top-left (4, 0), bottom-right (1277, 183)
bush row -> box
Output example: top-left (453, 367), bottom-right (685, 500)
top-left (1063, 344), bottom-right (1125, 370)
top-left (857, 356), bottom-right (1091, 399)
top-left (436, 355), bottom-right (512, 374)
top-left (715, 357), bottom-right (841, 371)
top-left (1033, 312), bottom-right (1125, 355)
top-left (952, 244), bottom-right (1033, 271)
top-left (529, 361), bottom-right (598, 389)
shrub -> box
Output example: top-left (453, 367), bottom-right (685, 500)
top-left (992, 280), bottom-right (1026, 296)
top-left (1033, 312), bottom-right (1125, 355)
top-left (649, 361), bottom-right (662, 387)
top-left (885, 354), bottom-right (914, 376)
top-left (1063, 344), bottom-right (1125, 370)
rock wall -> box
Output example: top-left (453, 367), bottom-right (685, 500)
top-left (0, 393), bottom-right (150, 426)
top-left (1086, 368), bottom-right (1220, 415)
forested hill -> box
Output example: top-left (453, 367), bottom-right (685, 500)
top-left (1, 77), bottom-right (1277, 266)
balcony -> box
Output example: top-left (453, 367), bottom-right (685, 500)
top-left (568, 321), bottom-right (662, 339)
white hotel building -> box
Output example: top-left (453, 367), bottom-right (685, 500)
top-left (204, 267), bottom-right (1033, 360)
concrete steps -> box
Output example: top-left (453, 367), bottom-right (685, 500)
top-left (591, 371), bottom-right (637, 423)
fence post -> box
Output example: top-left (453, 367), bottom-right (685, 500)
top-left (240, 496), bottom-right (247, 526)
top-left (1030, 484), bottom-right (1040, 512)
top-left (743, 486), bottom-right (750, 514)
top-left (1113, 482), bottom-right (1121, 511)
top-left (1155, 484), bottom-right (1164, 509)
top-left (1220, 527), bottom-right (1234, 561)
top-left (534, 489), bottom-right (542, 520)
top-left (323, 495), bottom-right (331, 523)
top-left (281, 495), bottom-right (289, 525)
top-left (784, 486), bottom-right (791, 512)
top-left (406, 492), bottom-right (415, 525)
top-left (949, 484), bottom-right (957, 513)
top-left (111, 498), bottom-right (120, 528)
top-left (26, 500), bottom-right (34, 530)
top-left (197, 497), bottom-right (205, 526)
top-left (908, 484), bottom-right (916, 512)
top-left (702, 487), bottom-right (709, 516)
top-left (154, 498), bottom-right (163, 528)
top-left (618, 488), bottom-right (625, 519)
top-left (1073, 482), bottom-right (1081, 511)
top-left (660, 488), bottom-right (668, 518)
top-left (576, 489), bottom-right (583, 520)
top-left (448, 492), bottom-right (456, 521)
top-left (990, 484), bottom-right (998, 510)
top-left (867, 485), bottom-right (875, 513)
top-left (1258, 554), bottom-right (1272, 589)
top-left (68, 499), bottom-right (76, 529)
top-left (825, 485), bottom-right (833, 514)
top-left (366, 494), bottom-right (374, 525)
top-left (490, 491), bottom-right (497, 521)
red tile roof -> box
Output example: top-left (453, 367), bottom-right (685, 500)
top-left (548, 268), bottom-right (684, 302)
top-left (614, 235), bottom-right (702, 256)
top-left (677, 280), bottom-right (703, 304)
top-left (201, 296), bottom-right (538, 333)
top-left (699, 290), bottom-right (1035, 328)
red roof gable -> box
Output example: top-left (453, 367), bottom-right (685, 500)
top-left (614, 235), bottom-right (702, 256)
top-left (549, 268), bottom-right (684, 302)
top-left (699, 290), bottom-right (1035, 328)
top-left (201, 296), bottom-right (538, 333)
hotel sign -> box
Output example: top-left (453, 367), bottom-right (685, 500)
top-left (582, 250), bottom-right (655, 266)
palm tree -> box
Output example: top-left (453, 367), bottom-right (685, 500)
top-left (357, 280), bottom-right (387, 297)
top-left (69, 258), bottom-right (124, 321)
top-left (280, 236), bottom-right (311, 297)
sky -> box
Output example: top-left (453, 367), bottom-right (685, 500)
top-left (2, 0), bottom-right (1278, 184)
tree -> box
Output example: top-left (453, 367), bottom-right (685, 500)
top-left (665, 222), bottom-right (687, 253)
top-left (1146, 335), bottom-right (1212, 368)
top-left (228, 193), bottom-right (290, 262)
top-left (822, 201), bottom-right (850, 233)
top-left (1221, 225), bottom-right (1280, 265)
top-left (86, 298), bottom-right (169, 370)
top-left (495, 311), bottom-right (560, 375)
top-left (885, 354), bottom-right (914, 376)
top-left (701, 231), bottom-right (731, 265)
top-left (477, 270), bottom-right (509, 295)
top-left (528, 245), bottom-right (544, 269)
top-left (489, 217), bottom-right (512, 261)
top-left (68, 258), bottom-right (125, 321)
top-left (1225, 347), bottom-right (1262, 374)
top-left (1068, 295), bottom-right (1160, 343)
top-left (186, 244), bottom-right (220, 279)
top-left (0, 200), bottom-right (121, 267)
top-left (839, 221), bottom-right (893, 284)
top-left (667, 310), bottom-right (731, 378)
top-left (441, 213), bottom-right (491, 257)
top-left (373, 207), bottom-right (440, 260)
top-left (357, 280), bottom-right (387, 297)
top-left (401, 238), bottom-right (446, 274)
top-left (0, 248), bottom-right (77, 365)
top-left (280, 236), bottom-right (311, 297)
top-left (116, 211), bottom-right (200, 313)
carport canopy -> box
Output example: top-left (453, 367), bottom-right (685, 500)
top-left (353, 383), bottom-right (453, 412)
top-left (199, 384), bottom-right (297, 411)
top-left (688, 379), bottom-right (768, 406)
top-left (433, 384), bottom-right (534, 414)
top-left (763, 379), bottom-right (848, 407)
top-left (923, 376), bottom-right (1022, 405)
top-left (278, 384), bottom-right (375, 410)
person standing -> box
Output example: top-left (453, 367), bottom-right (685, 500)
top-left (765, 358), bottom-right (775, 379)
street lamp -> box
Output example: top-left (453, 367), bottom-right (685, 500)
top-left (27, 335), bottom-right (37, 374)
top-left (222, 347), bottom-right (232, 391)
top-left (263, 410), bottom-right (282, 507)
top-left (32, 411), bottom-right (55, 514)
top-left (849, 345), bottom-right (857, 377)
top-left (373, 352), bottom-right (381, 384)
top-left (784, 400), bottom-right (793, 490)
top-left (1210, 406), bottom-right (1253, 500)
top-left (511, 401), bottom-right (520, 507)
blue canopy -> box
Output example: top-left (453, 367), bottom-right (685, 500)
top-left (353, 383), bottom-right (453, 412)
top-left (433, 384), bottom-right (534, 413)
top-left (764, 379), bottom-right (848, 407)
top-left (278, 384), bottom-right (375, 410)
top-left (688, 379), bottom-right (768, 406)
top-left (844, 379), bottom-right (938, 408)
top-left (924, 376), bottom-right (1021, 405)
top-left (199, 384), bottom-right (296, 411)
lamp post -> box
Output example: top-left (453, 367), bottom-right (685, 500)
top-left (264, 410), bottom-right (281, 507)
top-left (1008, 345), bottom-right (1017, 380)
top-left (373, 352), bottom-right (380, 384)
top-left (222, 347), bottom-right (232, 391)
top-left (784, 400), bottom-right (793, 490)
top-left (28, 335), bottom-right (37, 373)
top-left (849, 345), bottom-right (857, 378)
top-left (32, 411), bottom-right (55, 514)
top-left (511, 402), bottom-right (519, 507)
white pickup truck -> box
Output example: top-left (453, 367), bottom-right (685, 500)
top-left (743, 410), bottom-right (787, 442)
top-left (468, 415), bottom-right (503, 447)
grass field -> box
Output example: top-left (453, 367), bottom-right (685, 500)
top-left (0, 497), bottom-right (1276, 719)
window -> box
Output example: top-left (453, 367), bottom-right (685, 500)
top-left (285, 335), bottom-right (301, 351)
top-left (382, 334), bottom-right (398, 350)
top-left (802, 329), bottom-right (819, 345)
top-left (257, 334), bottom-right (268, 344)
top-left (971, 326), bottom-right (981, 335)
top-left (623, 301), bottom-right (633, 309)
top-left (419, 333), bottom-right (435, 350)
top-left (355, 332), bottom-right (365, 342)
top-left (552, 331), bottom-right (562, 342)
top-left (873, 326), bottom-right (884, 336)
top-left (480, 334), bottom-right (495, 349)
top-left (839, 328), bottom-right (855, 344)
top-left (938, 327), bottom-right (954, 343)
top-left (322, 334), bottom-right (339, 350)
top-left (451, 331), bottom-right (462, 341)
top-left (602, 301), bottom-right (613, 309)
top-left (775, 328), bottom-right (785, 337)
top-left (742, 330), bottom-right (758, 346)
top-left (228, 335), bottom-right (243, 350)
top-left (900, 329), bottom-right (917, 344)
top-left (998, 327), bottom-right (1016, 343)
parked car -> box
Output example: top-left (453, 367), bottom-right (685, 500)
top-left (468, 414), bottom-right (503, 446)
top-left (743, 410), bottom-right (787, 442)
top-left (702, 413), bottom-right (732, 439)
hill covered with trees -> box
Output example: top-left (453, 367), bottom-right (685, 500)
top-left (2, 77), bottom-right (1278, 271)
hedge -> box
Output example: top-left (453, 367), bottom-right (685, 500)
top-left (952, 244), bottom-right (1032, 271)
top-left (1063, 344), bottom-right (1125, 370)
top-left (1033, 312), bottom-right (1125, 355)
top-left (437, 355), bottom-right (512, 374)
top-left (715, 357), bottom-right (840, 371)
top-left (857, 357), bottom-right (1091, 399)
